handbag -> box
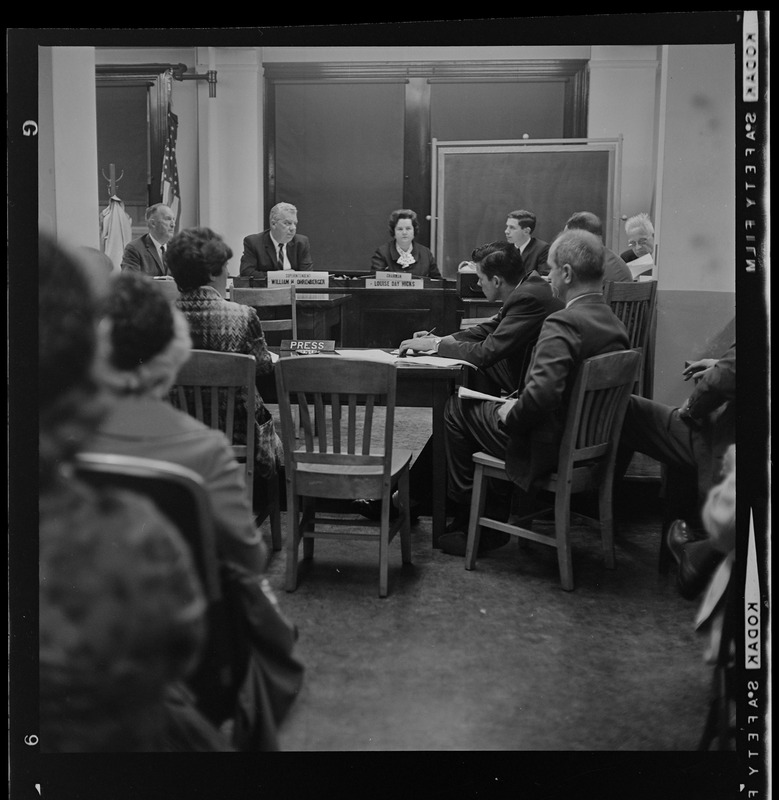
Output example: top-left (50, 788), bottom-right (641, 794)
top-left (255, 404), bottom-right (284, 479)
top-left (221, 562), bottom-right (305, 751)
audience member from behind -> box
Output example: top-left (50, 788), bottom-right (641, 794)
top-left (505, 209), bottom-right (550, 275)
top-left (239, 201), bottom-right (313, 279)
top-left (39, 234), bottom-right (111, 491)
top-left (38, 233), bottom-right (229, 752)
top-left (371, 208), bottom-right (441, 278)
top-left (120, 203), bottom-right (176, 277)
top-left (168, 226), bottom-right (282, 485)
top-left (620, 212), bottom-right (655, 264)
top-left (39, 484), bottom-right (222, 751)
top-left (88, 270), bottom-right (268, 574)
top-left (564, 211), bottom-right (633, 283)
top-left (438, 229), bottom-right (630, 555)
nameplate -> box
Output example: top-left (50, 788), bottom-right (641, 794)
top-left (366, 273), bottom-right (423, 289)
top-left (267, 270), bottom-right (329, 288)
top-left (280, 340), bottom-right (336, 355)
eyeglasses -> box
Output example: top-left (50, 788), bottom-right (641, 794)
top-left (628, 237), bottom-right (651, 247)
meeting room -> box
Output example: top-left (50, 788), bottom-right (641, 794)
top-left (11, 17), bottom-right (768, 796)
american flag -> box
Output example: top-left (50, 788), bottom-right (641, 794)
top-left (161, 104), bottom-right (181, 229)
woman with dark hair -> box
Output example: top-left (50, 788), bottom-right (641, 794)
top-left (370, 208), bottom-right (441, 278)
top-left (166, 226), bottom-right (282, 481)
top-left (88, 270), bottom-right (268, 575)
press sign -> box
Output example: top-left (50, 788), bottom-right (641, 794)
top-left (280, 340), bottom-right (336, 354)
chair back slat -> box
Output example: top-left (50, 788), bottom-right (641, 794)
top-left (275, 356), bottom-right (394, 476)
top-left (168, 350), bottom-right (257, 507)
top-left (557, 350), bottom-right (641, 481)
top-left (603, 280), bottom-right (658, 396)
top-left (231, 285), bottom-right (298, 340)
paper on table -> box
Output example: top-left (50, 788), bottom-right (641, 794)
top-left (331, 349), bottom-right (476, 368)
top-left (332, 349), bottom-right (398, 364)
top-left (457, 386), bottom-right (512, 403)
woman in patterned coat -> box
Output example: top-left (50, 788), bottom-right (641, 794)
top-left (167, 227), bottom-right (282, 479)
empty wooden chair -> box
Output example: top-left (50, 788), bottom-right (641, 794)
top-left (464, 349), bottom-right (641, 591)
top-left (275, 355), bottom-right (413, 597)
top-left (231, 285), bottom-right (298, 340)
top-left (169, 349), bottom-right (281, 551)
top-left (603, 278), bottom-right (657, 397)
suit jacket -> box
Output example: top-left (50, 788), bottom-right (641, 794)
top-left (620, 247), bottom-right (639, 264)
top-left (370, 241), bottom-right (441, 279)
top-left (603, 247), bottom-right (634, 283)
top-left (239, 231), bottom-right (313, 279)
top-left (439, 272), bottom-right (563, 393)
top-left (502, 294), bottom-right (630, 490)
top-left (85, 395), bottom-right (265, 573)
top-left (519, 237), bottom-right (551, 275)
top-left (121, 233), bottom-right (167, 277)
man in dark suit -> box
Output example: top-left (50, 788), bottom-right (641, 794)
top-left (399, 241), bottom-right (563, 395)
top-left (120, 203), bottom-right (176, 277)
top-left (505, 209), bottom-right (551, 275)
top-left (564, 211), bottom-right (634, 284)
top-left (438, 229), bottom-right (630, 555)
top-left (239, 202), bottom-right (313, 280)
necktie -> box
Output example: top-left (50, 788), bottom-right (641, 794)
top-left (160, 245), bottom-right (167, 274)
top-left (278, 243), bottom-right (285, 269)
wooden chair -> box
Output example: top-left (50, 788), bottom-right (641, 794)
top-left (169, 349), bottom-right (282, 551)
top-left (72, 452), bottom-right (221, 600)
top-left (603, 278), bottom-right (657, 397)
top-left (71, 451), bottom-right (260, 738)
top-left (275, 355), bottom-right (413, 597)
top-left (464, 349), bottom-right (641, 591)
top-left (231, 285), bottom-right (298, 340)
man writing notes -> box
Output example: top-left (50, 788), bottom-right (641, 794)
top-left (504, 209), bottom-right (551, 275)
top-left (239, 202), bottom-right (314, 280)
top-left (437, 229), bottom-right (630, 556)
top-left (120, 203), bottom-right (176, 277)
top-left (399, 241), bottom-right (562, 395)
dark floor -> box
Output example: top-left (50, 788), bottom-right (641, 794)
top-left (260, 407), bottom-right (712, 751)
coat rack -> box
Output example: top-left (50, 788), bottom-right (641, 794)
top-left (101, 163), bottom-right (124, 197)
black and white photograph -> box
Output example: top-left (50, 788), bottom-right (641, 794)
top-left (8, 14), bottom-right (769, 799)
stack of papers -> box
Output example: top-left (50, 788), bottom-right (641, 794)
top-left (628, 253), bottom-right (654, 280)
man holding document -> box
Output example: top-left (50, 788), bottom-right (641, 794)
top-left (438, 229), bottom-right (630, 556)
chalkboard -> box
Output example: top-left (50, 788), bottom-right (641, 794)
top-left (432, 139), bottom-right (621, 278)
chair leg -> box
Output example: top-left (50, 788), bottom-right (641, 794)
top-left (397, 468), bottom-right (412, 564)
top-left (465, 462), bottom-right (488, 570)
top-left (554, 486), bottom-right (574, 591)
top-left (267, 469), bottom-right (282, 552)
top-left (302, 497), bottom-right (315, 559)
top-left (598, 479), bottom-right (616, 570)
top-left (285, 492), bottom-right (301, 592)
top-left (379, 494), bottom-right (391, 597)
